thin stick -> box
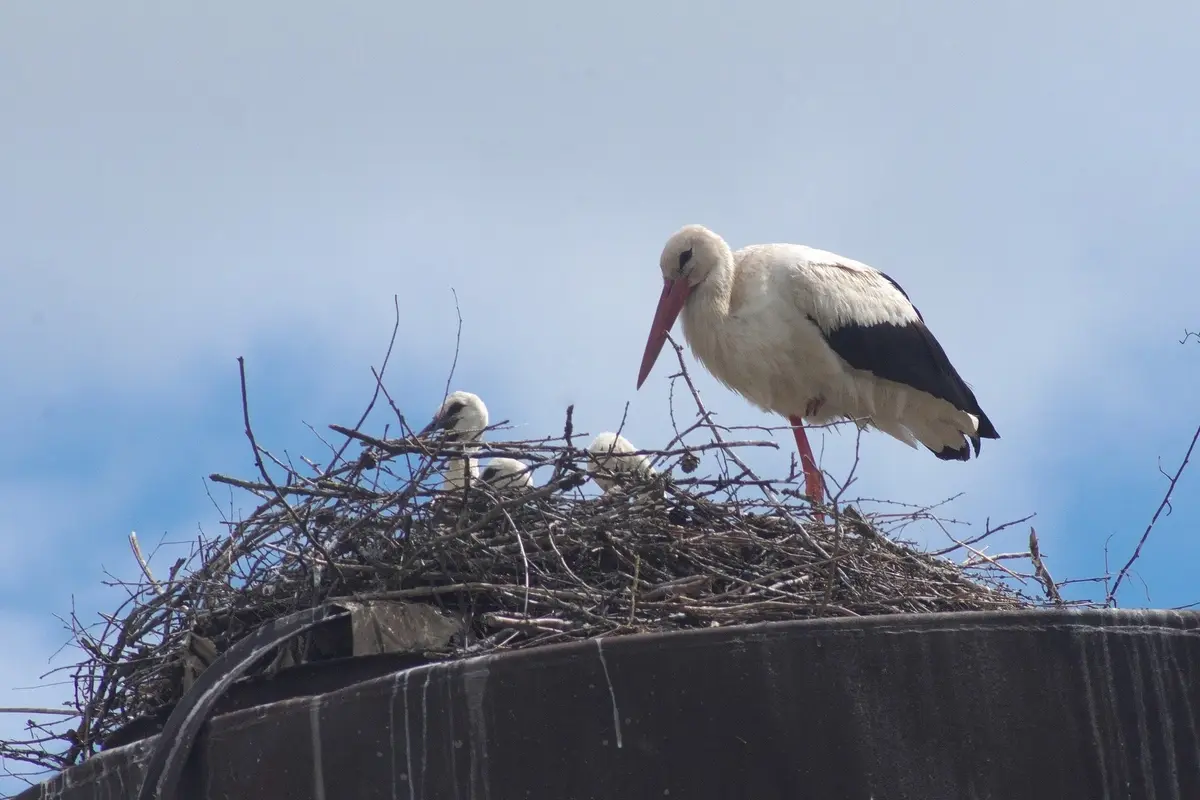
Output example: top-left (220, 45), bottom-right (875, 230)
top-left (128, 532), bottom-right (166, 598)
top-left (1028, 527), bottom-right (1063, 605)
top-left (629, 554), bottom-right (641, 624)
top-left (1108, 423), bottom-right (1200, 605)
top-left (325, 294), bottom-right (403, 472)
top-left (0, 708), bottom-right (81, 717)
top-left (237, 357), bottom-right (342, 579)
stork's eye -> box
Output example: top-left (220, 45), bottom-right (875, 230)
top-left (678, 247), bottom-right (693, 271)
top-left (446, 401), bottom-right (465, 416)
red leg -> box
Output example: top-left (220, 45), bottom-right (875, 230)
top-left (788, 415), bottom-right (825, 510)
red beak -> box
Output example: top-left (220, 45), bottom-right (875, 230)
top-left (636, 277), bottom-right (693, 389)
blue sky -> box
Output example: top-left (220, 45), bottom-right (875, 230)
top-left (2, 0), bottom-right (1199, 791)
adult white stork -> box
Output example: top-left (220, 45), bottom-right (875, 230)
top-left (635, 224), bottom-right (999, 507)
top-left (419, 390), bottom-right (490, 489)
top-left (587, 432), bottom-right (657, 493)
top-left (480, 457), bottom-right (535, 490)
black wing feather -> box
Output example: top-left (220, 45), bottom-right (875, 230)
top-left (808, 270), bottom-right (999, 452)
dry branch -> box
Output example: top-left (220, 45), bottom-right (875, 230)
top-left (1107, 422), bottom-right (1200, 606)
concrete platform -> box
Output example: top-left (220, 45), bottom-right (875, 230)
top-left (24, 608), bottom-right (1200, 799)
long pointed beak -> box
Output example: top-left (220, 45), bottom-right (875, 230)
top-left (417, 416), bottom-right (444, 437)
top-left (636, 277), bottom-right (692, 389)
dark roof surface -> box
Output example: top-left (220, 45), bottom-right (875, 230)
top-left (23, 608), bottom-right (1200, 800)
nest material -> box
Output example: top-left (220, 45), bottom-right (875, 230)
top-left (2, 345), bottom-right (1060, 778)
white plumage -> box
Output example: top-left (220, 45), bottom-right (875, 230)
top-left (587, 432), bottom-right (657, 493)
top-left (480, 457), bottom-right (535, 490)
top-left (442, 457), bottom-right (479, 491)
top-left (636, 224), bottom-right (999, 506)
top-left (419, 390), bottom-right (490, 490)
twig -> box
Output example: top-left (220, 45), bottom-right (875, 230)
top-left (1028, 527), bottom-right (1063, 605)
top-left (128, 532), bottom-right (166, 598)
top-left (0, 708), bottom-right (81, 717)
top-left (324, 294), bottom-right (403, 472)
top-left (439, 288), bottom-right (465, 410)
top-left (629, 554), bottom-right (641, 624)
top-left (562, 404), bottom-right (575, 448)
top-left (1108, 422), bottom-right (1200, 606)
top-left (236, 357), bottom-right (342, 579)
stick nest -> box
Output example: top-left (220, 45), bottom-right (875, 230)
top-left (3, 334), bottom-right (1058, 779)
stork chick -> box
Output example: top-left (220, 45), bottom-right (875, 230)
top-left (587, 432), bottom-right (657, 493)
top-left (480, 457), bottom-right (535, 491)
top-left (419, 390), bottom-right (489, 490)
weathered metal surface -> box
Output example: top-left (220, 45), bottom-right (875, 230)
top-left (24, 608), bottom-right (1200, 799)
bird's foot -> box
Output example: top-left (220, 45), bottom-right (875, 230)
top-left (803, 466), bottom-right (826, 518)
